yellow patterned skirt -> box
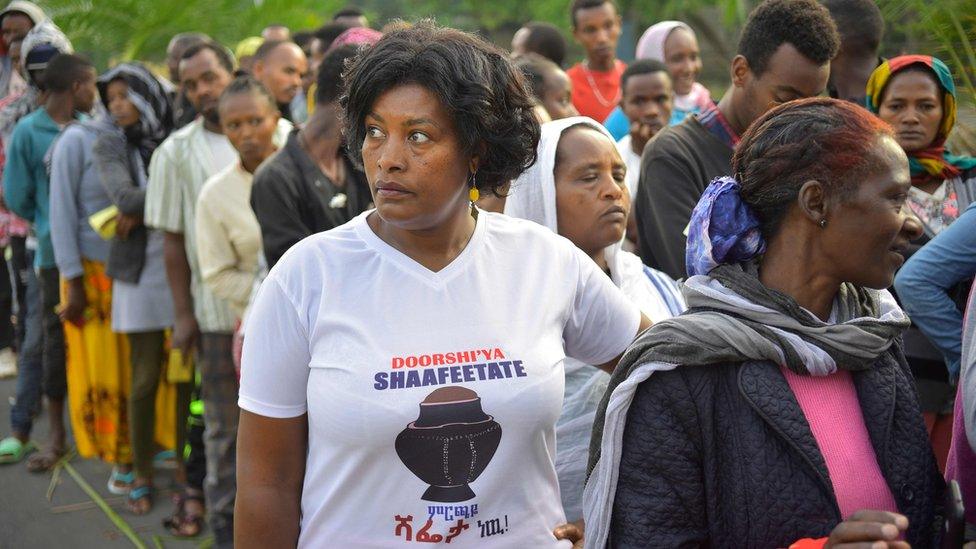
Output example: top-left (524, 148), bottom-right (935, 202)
top-left (62, 259), bottom-right (177, 463)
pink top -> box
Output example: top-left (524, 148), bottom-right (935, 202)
top-left (781, 367), bottom-right (899, 519)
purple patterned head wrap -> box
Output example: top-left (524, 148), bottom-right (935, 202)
top-left (685, 176), bottom-right (766, 277)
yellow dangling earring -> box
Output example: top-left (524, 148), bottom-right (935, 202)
top-left (469, 173), bottom-right (479, 203)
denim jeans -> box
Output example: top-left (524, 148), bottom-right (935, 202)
top-left (9, 262), bottom-right (66, 436)
top-left (9, 253), bottom-right (42, 435)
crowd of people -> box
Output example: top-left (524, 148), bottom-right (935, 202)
top-left (0, 0), bottom-right (974, 547)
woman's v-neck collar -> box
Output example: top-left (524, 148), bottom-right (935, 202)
top-left (355, 209), bottom-right (487, 288)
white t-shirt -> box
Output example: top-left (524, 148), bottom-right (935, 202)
top-left (203, 128), bottom-right (237, 173)
top-left (615, 134), bottom-right (642, 203)
top-left (239, 210), bottom-right (640, 548)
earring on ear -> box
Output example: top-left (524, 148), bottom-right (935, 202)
top-left (819, 219), bottom-right (828, 228)
top-left (469, 172), bottom-right (480, 203)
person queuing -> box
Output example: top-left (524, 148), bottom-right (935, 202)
top-left (2, 46), bottom-right (82, 474)
top-left (510, 21), bottom-right (567, 67)
top-left (251, 39), bottom-right (307, 123)
top-left (307, 21), bottom-right (351, 73)
top-left (260, 24), bottom-right (289, 42)
top-left (613, 60), bottom-right (673, 249)
top-left (0, 34), bottom-right (27, 381)
top-left (868, 55), bottom-right (976, 468)
top-left (505, 116), bottom-right (684, 523)
top-left (924, 204), bottom-right (976, 542)
top-left (332, 5), bottom-right (368, 29)
top-left (0, 0), bottom-right (45, 387)
top-left (250, 43), bottom-right (372, 268)
top-left (144, 39), bottom-right (289, 548)
top-left (0, 14), bottom-right (63, 146)
top-left (49, 59), bottom-right (184, 507)
top-left (566, 0), bottom-right (625, 123)
top-left (0, 19), bottom-right (69, 466)
top-left (234, 37), bottom-right (263, 74)
top-left (0, 0), bottom-right (42, 99)
top-left (235, 22), bottom-right (650, 547)
top-left (603, 21), bottom-right (711, 140)
top-left (514, 53), bottom-right (578, 122)
top-left (586, 97), bottom-right (942, 548)
top-left (822, 0), bottom-right (884, 105)
top-left (896, 205), bottom-right (976, 399)
top-left (615, 60), bottom-right (672, 204)
top-left (165, 32), bottom-right (208, 129)
top-left (292, 31), bottom-right (316, 124)
top-left (89, 62), bottom-right (189, 517)
top-left (635, 0), bottom-right (839, 279)
top-left (196, 76), bottom-right (281, 318)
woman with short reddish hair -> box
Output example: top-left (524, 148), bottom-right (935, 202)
top-left (586, 97), bottom-right (943, 548)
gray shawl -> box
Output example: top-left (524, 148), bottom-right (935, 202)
top-left (582, 262), bottom-right (910, 549)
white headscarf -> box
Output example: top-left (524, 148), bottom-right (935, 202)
top-left (505, 116), bottom-right (684, 522)
top-left (634, 21), bottom-right (712, 114)
top-left (506, 116), bottom-right (683, 322)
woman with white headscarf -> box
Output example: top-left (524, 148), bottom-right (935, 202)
top-left (604, 21), bottom-right (713, 140)
top-left (504, 116), bottom-right (685, 522)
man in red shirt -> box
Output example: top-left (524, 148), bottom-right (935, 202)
top-left (566, 0), bottom-right (626, 123)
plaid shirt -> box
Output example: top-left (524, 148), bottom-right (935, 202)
top-left (696, 102), bottom-right (740, 149)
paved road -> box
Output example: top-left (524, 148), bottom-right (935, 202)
top-left (0, 376), bottom-right (211, 549)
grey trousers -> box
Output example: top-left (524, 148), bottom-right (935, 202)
top-left (198, 332), bottom-right (238, 548)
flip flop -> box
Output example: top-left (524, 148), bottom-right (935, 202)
top-left (163, 490), bottom-right (205, 538)
top-left (107, 467), bottom-right (135, 495)
top-left (126, 484), bottom-right (153, 515)
top-left (0, 436), bottom-right (35, 464)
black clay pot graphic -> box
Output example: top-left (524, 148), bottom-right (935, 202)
top-left (396, 386), bottom-right (502, 503)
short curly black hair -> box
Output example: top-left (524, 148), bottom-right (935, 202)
top-left (737, 0), bottom-right (839, 77)
top-left (341, 21), bottom-right (540, 195)
top-left (180, 41), bottom-right (236, 75)
top-left (523, 22), bottom-right (567, 67)
top-left (620, 59), bottom-right (669, 94)
top-left (315, 43), bottom-right (357, 105)
top-left (570, 0), bottom-right (617, 29)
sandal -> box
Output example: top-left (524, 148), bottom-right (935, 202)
top-left (126, 484), bottom-right (153, 515)
top-left (107, 467), bottom-right (135, 495)
top-left (163, 490), bottom-right (205, 537)
top-left (25, 445), bottom-right (64, 473)
top-left (0, 436), bottom-right (35, 464)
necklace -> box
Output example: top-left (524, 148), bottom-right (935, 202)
top-left (582, 60), bottom-right (620, 108)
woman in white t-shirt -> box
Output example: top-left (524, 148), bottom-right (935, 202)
top-left (505, 116), bottom-right (685, 523)
top-left (235, 22), bottom-right (650, 549)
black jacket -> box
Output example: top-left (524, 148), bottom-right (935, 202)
top-left (610, 345), bottom-right (944, 548)
top-left (250, 129), bottom-right (372, 268)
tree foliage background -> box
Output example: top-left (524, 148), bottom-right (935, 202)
top-left (36, 0), bottom-right (976, 147)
